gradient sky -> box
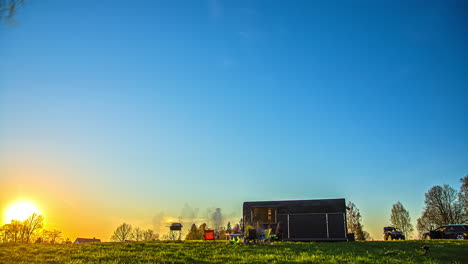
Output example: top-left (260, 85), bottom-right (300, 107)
top-left (1, 0), bottom-right (467, 240)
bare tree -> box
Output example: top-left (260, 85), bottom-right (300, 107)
top-left (459, 174), bottom-right (468, 222)
top-left (43, 229), bottom-right (62, 244)
top-left (143, 229), bottom-right (156, 241)
top-left (131, 227), bottom-right (144, 241)
top-left (346, 201), bottom-right (370, 240)
top-left (185, 223), bottom-right (199, 240)
top-left (416, 210), bottom-right (434, 238)
top-left (0, 0), bottom-right (26, 23)
top-left (417, 184), bottom-right (464, 234)
top-left (426, 184), bottom-right (463, 224)
top-left (390, 201), bottom-right (414, 238)
top-left (22, 213), bottom-right (44, 243)
top-left (197, 223), bottom-right (207, 240)
top-left (111, 223), bottom-right (133, 242)
top-left (10, 220), bottom-right (23, 243)
top-left (0, 225), bottom-right (6, 243)
top-left (1, 220), bottom-right (23, 243)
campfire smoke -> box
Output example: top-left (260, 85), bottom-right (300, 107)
top-left (179, 203), bottom-right (200, 225)
top-left (210, 208), bottom-right (223, 232)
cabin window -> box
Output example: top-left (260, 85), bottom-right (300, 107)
top-left (251, 207), bottom-right (277, 224)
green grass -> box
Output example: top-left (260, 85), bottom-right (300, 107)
top-left (0, 240), bottom-right (467, 263)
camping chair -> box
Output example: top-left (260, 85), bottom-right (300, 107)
top-left (270, 232), bottom-right (280, 241)
top-left (261, 228), bottom-right (272, 244)
top-left (227, 233), bottom-right (242, 244)
top-left (204, 230), bottom-right (216, 243)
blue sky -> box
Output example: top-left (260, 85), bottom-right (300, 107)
top-left (1, 0), bottom-right (467, 239)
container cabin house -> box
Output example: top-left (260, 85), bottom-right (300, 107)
top-left (243, 198), bottom-right (348, 241)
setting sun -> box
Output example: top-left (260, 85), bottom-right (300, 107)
top-left (4, 201), bottom-right (40, 223)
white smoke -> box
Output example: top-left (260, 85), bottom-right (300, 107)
top-left (210, 208), bottom-right (224, 232)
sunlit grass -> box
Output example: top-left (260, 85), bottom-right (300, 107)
top-left (0, 240), bottom-right (467, 263)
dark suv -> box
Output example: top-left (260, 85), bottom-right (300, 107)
top-left (423, 225), bottom-right (468, 240)
top-left (383, 226), bottom-right (405, 240)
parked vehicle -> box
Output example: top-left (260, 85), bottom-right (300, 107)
top-left (423, 225), bottom-right (468, 240)
top-left (383, 226), bottom-right (405, 240)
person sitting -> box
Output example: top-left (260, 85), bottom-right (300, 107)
top-left (227, 224), bottom-right (242, 244)
top-left (243, 225), bottom-right (258, 244)
top-left (256, 223), bottom-right (265, 240)
top-left (232, 224), bottom-right (241, 234)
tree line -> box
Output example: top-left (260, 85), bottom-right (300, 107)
top-left (416, 175), bottom-right (468, 236)
top-left (347, 174), bottom-right (468, 240)
top-left (112, 174), bottom-right (467, 241)
top-left (184, 221), bottom-right (238, 240)
top-left (347, 200), bottom-right (414, 240)
top-left (0, 213), bottom-right (64, 243)
top-left (346, 201), bottom-right (371, 240)
top-left (111, 223), bottom-right (159, 242)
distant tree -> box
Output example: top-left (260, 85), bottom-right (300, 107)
top-left (42, 229), bottom-right (62, 244)
top-left (197, 223), bottom-right (207, 239)
top-left (0, 0), bottom-right (27, 23)
top-left (143, 229), bottom-right (156, 241)
top-left (111, 223), bottom-right (133, 242)
top-left (1, 224), bottom-right (14, 243)
top-left (0, 226), bottom-right (5, 243)
top-left (19, 222), bottom-right (28, 242)
top-left (49, 229), bottom-right (62, 244)
top-left (416, 210), bottom-right (434, 238)
top-left (3, 220), bottom-right (23, 243)
top-left (185, 223), bottom-right (199, 240)
top-left (22, 213), bottom-right (44, 243)
top-left (390, 202), bottom-right (414, 238)
top-left (459, 175), bottom-right (468, 222)
top-left (226, 222), bottom-right (232, 233)
top-left (131, 227), bottom-right (144, 241)
top-left (363, 230), bottom-right (371, 241)
top-left (0, 217), bottom-right (56, 244)
top-left (416, 184), bottom-right (464, 234)
top-left (346, 201), bottom-right (368, 240)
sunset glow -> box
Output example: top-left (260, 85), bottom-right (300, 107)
top-left (4, 201), bottom-right (40, 223)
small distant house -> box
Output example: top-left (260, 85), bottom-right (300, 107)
top-left (74, 237), bottom-right (101, 244)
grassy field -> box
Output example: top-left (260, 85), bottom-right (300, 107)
top-left (0, 240), bottom-right (467, 264)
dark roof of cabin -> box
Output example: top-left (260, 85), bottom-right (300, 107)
top-left (244, 198), bottom-right (345, 204)
top-left (74, 238), bottom-right (101, 243)
top-left (243, 198), bottom-right (346, 213)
